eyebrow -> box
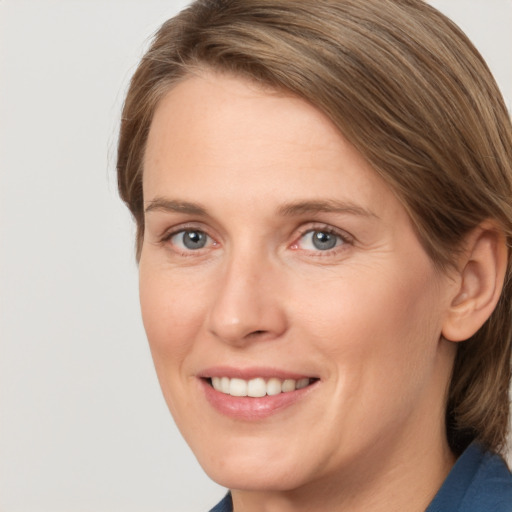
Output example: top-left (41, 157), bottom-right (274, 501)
top-left (278, 199), bottom-right (378, 219)
top-left (144, 197), bottom-right (378, 219)
top-left (145, 198), bottom-right (208, 216)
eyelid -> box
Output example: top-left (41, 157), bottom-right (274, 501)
top-left (159, 222), bottom-right (212, 242)
top-left (158, 223), bottom-right (219, 255)
top-left (291, 223), bottom-right (354, 252)
top-left (296, 224), bottom-right (354, 241)
top-left (156, 221), bottom-right (353, 256)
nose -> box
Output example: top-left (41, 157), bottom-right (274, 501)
top-left (207, 250), bottom-right (288, 346)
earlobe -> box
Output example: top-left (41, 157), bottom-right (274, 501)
top-left (442, 222), bottom-right (508, 342)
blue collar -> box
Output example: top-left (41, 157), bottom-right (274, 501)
top-left (426, 442), bottom-right (512, 511)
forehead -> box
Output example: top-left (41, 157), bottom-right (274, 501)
top-left (145, 71), bottom-right (347, 168)
top-left (143, 71), bottom-right (401, 221)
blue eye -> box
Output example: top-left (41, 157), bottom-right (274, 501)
top-left (170, 230), bottom-right (210, 250)
top-left (299, 229), bottom-right (344, 251)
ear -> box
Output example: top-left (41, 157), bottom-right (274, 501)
top-left (442, 221), bottom-right (508, 342)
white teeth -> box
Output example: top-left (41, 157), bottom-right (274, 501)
top-left (212, 376), bottom-right (221, 390)
top-left (266, 377), bottom-right (282, 396)
top-left (210, 376), bottom-right (313, 396)
top-left (281, 379), bottom-right (296, 392)
top-left (247, 378), bottom-right (266, 397)
top-left (220, 376), bottom-right (230, 394)
top-left (229, 378), bottom-right (247, 397)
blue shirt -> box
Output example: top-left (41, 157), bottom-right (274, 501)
top-left (426, 443), bottom-right (512, 511)
top-left (209, 443), bottom-right (512, 511)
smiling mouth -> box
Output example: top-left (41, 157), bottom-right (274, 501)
top-left (208, 376), bottom-right (318, 397)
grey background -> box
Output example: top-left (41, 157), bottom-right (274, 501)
top-left (1, 1), bottom-right (511, 511)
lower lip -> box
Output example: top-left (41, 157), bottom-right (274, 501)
top-left (200, 379), bottom-right (318, 420)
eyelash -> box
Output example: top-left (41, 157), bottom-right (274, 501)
top-left (159, 225), bottom-right (216, 256)
top-left (292, 225), bottom-right (353, 256)
top-left (158, 223), bottom-right (353, 256)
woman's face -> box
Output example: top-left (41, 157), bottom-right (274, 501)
top-left (140, 72), bottom-right (457, 492)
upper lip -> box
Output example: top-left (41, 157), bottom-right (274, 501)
top-left (197, 366), bottom-right (318, 381)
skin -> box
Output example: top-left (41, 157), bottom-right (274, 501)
top-left (140, 71), bottom-right (461, 512)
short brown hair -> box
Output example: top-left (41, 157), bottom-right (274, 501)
top-left (117, 0), bottom-right (512, 455)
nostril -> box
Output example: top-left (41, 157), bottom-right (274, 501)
top-left (248, 330), bottom-right (267, 337)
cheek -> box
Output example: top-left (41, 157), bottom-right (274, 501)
top-left (139, 263), bottom-right (204, 372)
top-left (290, 266), bottom-right (446, 447)
top-left (138, 263), bottom-right (211, 426)
top-left (293, 261), bottom-right (444, 387)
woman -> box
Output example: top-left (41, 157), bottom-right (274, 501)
top-left (117, 0), bottom-right (512, 510)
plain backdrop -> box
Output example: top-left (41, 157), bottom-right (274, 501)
top-left (0, 1), bottom-right (511, 511)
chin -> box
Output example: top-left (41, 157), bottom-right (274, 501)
top-left (190, 436), bottom-right (313, 492)
top-left (202, 459), bottom-right (308, 492)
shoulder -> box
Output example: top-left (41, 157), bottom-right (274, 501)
top-left (427, 443), bottom-right (512, 512)
top-left (460, 448), bottom-right (512, 511)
